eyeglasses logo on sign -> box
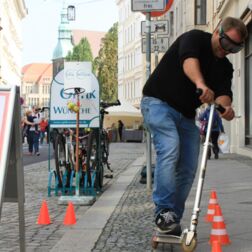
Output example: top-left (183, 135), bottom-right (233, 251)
top-left (60, 88), bottom-right (96, 100)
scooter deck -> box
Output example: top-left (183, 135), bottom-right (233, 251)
top-left (152, 230), bottom-right (182, 244)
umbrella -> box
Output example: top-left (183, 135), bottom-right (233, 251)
top-left (104, 99), bottom-right (143, 129)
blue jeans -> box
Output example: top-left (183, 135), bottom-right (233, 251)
top-left (28, 131), bottom-right (40, 153)
top-left (40, 131), bottom-right (46, 144)
top-left (141, 96), bottom-right (200, 220)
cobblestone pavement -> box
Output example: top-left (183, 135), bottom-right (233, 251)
top-left (92, 171), bottom-right (155, 252)
top-left (91, 153), bottom-right (252, 252)
top-left (0, 143), bottom-right (145, 252)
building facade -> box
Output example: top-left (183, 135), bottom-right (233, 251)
top-left (21, 63), bottom-right (52, 109)
top-left (0, 0), bottom-right (27, 86)
top-left (21, 3), bottom-right (105, 111)
top-left (116, 0), bottom-right (146, 107)
top-left (116, 0), bottom-right (252, 155)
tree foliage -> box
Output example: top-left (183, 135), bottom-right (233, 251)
top-left (94, 23), bottom-right (118, 102)
top-left (65, 24), bottom-right (118, 102)
top-left (65, 37), bottom-right (95, 71)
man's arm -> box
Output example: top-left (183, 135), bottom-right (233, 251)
top-left (215, 95), bottom-right (235, 121)
top-left (183, 58), bottom-right (214, 104)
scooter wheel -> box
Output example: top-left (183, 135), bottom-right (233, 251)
top-left (181, 236), bottom-right (197, 252)
top-left (151, 240), bottom-right (158, 249)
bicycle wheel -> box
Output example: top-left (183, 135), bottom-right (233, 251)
top-left (54, 134), bottom-right (69, 187)
top-left (87, 130), bottom-right (104, 189)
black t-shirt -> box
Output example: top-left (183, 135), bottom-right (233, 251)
top-left (142, 29), bottom-right (233, 118)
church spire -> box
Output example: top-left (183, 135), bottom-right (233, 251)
top-left (52, 2), bottom-right (74, 77)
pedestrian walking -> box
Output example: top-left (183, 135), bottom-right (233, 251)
top-left (39, 117), bottom-right (48, 144)
top-left (199, 105), bottom-right (225, 159)
top-left (25, 108), bottom-right (41, 156)
top-left (24, 110), bottom-right (36, 155)
top-left (118, 120), bottom-right (124, 142)
top-left (140, 17), bottom-right (247, 235)
top-left (32, 108), bottom-right (41, 155)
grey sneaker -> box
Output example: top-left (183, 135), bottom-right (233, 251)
top-left (155, 209), bottom-right (181, 235)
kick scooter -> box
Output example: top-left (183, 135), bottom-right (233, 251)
top-left (152, 90), bottom-right (225, 251)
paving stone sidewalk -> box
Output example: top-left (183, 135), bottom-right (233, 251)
top-left (91, 153), bottom-right (252, 252)
top-left (0, 143), bottom-right (145, 252)
top-left (92, 170), bottom-right (154, 252)
top-left (1, 144), bottom-right (252, 252)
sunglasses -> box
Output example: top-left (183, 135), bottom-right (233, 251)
top-left (219, 27), bottom-right (244, 53)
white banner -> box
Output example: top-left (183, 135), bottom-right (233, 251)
top-left (50, 69), bottom-right (100, 128)
top-left (64, 61), bottom-right (92, 93)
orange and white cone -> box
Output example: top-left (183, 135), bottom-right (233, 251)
top-left (211, 240), bottom-right (223, 252)
top-left (209, 204), bottom-right (231, 245)
top-left (205, 190), bottom-right (218, 222)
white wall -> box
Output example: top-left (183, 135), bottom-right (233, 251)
top-left (0, 0), bottom-right (27, 86)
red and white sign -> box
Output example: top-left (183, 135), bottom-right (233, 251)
top-left (144, 0), bottom-right (174, 17)
top-left (0, 92), bottom-right (10, 166)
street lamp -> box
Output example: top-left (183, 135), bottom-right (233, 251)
top-left (67, 5), bottom-right (75, 21)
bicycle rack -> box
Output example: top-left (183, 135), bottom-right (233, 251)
top-left (48, 168), bottom-right (97, 197)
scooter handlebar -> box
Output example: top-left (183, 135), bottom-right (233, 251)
top-left (195, 88), bottom-right (203, 96)
top-left (215, 104), bottom-right (226, 114)
top-left (196, 88), bottom-right (226, 114)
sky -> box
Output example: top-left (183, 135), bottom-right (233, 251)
top-left (22, 0), bottom-right (118, 66)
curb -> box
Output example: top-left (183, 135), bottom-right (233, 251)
top-left (50, 155), bottom-right (146, 252)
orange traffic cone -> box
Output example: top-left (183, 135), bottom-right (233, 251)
top-left (211, 240), bottom-right (222, 252)
top-left (37, 200), bottom-right (51, 225)
top-left (209, 204), bottom-right (231, 245)
top-left (63, 202), bottom-right (76, 225)
top-left (205, 190), bottom-right (218, 222)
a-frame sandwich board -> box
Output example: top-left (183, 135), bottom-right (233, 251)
top-left (0, 85), bottom-right (25, 252)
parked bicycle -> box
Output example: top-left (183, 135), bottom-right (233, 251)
top-left (54, 128), bottom-right (90, 189)
top-left (86, 99), bottom-right (121, 189)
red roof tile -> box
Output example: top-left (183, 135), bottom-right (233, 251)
top-left (22, 63), bottom-right (52, 84)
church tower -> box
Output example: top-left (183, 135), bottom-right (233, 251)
top-left (52, 3), bottom-right (73, 78)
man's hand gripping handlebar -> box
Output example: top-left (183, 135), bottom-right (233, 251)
top-left (196, 88), bottom-right (226, 114)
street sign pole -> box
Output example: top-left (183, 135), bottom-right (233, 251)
top-left (145, 13), bottom-right (152, 192)
top-left (154, 34), bottom-right (159, 67)
top-left (132, 0), bottom-right (172, 192)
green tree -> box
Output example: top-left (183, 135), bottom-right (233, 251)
top-left (94, 23), bottom-right (118, 101)
top-left (65, 37), bottom-right (95, 71)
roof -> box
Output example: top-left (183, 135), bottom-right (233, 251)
top-left (72, 30), bottom-right (106, 58)
top-left (22, 63), bottom-right (52, 84)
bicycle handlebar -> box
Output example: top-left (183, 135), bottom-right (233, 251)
top-left (41, 107), bottom-right (50, 112)
top-left (100, 99), bottom-right (121, 109)
top-left (196, 88), bottom-right (226, 114)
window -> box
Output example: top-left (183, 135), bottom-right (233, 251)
top-left (195, 0), bottom-right (206, 25)
top-left (245, 22), bottom-right (252, 146)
